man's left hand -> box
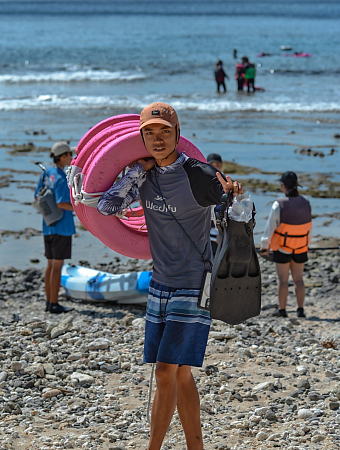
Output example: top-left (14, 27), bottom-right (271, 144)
top-left (216, 172), bottom-right (243, 196)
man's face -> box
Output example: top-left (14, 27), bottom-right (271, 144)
top-left (210, 161), bottom-right (223, 171)
top-left (142, 123), bottom-right (177, 164)
top-left (60, 152), bottom-right (73, 168)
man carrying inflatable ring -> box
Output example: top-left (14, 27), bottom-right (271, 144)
top-left (97, 102), bottom-right (243, 450)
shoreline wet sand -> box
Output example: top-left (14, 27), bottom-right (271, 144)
top-left (0, 244), bottom-right (339, 449)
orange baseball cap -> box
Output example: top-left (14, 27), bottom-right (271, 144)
top-left (139, 102), bottom-right (179, 130)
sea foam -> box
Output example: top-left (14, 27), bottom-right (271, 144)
top-left (0, 70), bottom-right (146, 84)
top-left (0, 95), bottom-right (339, 113)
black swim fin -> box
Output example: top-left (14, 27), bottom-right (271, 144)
top-left (210, 192), bottom-right (261, 325)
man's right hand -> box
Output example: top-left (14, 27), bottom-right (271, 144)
top-left (137, 158), bottom-right (155, 171)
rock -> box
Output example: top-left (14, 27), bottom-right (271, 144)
top-left (24, 363), bottom-right (45, 378)
top-left (0, 371), bottom-right (8, 382)
top-left (132, 318), bottom-right (145, 329)
top-left (50, 316), bottom-right (73, 339)
top-left (11, 360), bottom-right (27, 371)
top-left (329, 401), bottom-right (339, 410)
top-left (264, 410), bottom-right (277, 422)
top-left (289, 318), bottom-right (300, 325)
top-left (210, 331), bottom-right (237, 340)
top-left (45, 321), bottom-right (59, 333)
top-left (67, 353), bottom-right (82, 361)
top-left (325, 370), bottom-right (337, 378)
top-left (100, 364), bottom-right (120, 373)
top-left (200, 402), bottom-right (215, 414)
top-left (205, 365), bottom-right (219, 376)
top-left (308, 391), bottom-right (322, 401)
top-left (253, 381), bottom-right (274, 393)
top-left (267, 433), bottom-right (281, 441)
top-left (120, 362), bottom-right (130, 371)
top-left (289, 389), bottom-right (305, 398)
top-left (70, 372), bottom-right (95, 385)
top-left (43, 363), bottom-right (55, 374)
top-left (256, 431), bottom-right (268, 441)
top-left (296, 365), bottom-right (308, 375)
top-left (297, 379), bottom-right (310, 390)
top-left (42, 389), bottom-right (62, 399)
top-left (88, 338), bottom-right (111, 350)
top-left (285, 397), bottom-right (294, 405)
top-left (333, 384), bottom-right (340, 400)
top-left (254, 407), bottom-right (270, 416)
top-left (297, 409), bottom-right (313, 419)
top-left (311, 435), bottom-right (326, 443)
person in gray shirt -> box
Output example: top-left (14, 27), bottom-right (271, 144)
top-left (98, 102), bottom-right (243, 450)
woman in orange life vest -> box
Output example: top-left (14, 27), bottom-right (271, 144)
top-left (260, 172), bottom-right (312, 318)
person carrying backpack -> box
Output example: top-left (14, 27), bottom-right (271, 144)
top-left (34, 141), bottom-right (75, 314)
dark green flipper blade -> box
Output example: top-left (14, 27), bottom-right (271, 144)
top-left (210, 219), bottom-right (261, 325)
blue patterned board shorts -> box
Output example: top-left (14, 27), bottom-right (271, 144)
top-left (143, 280), bottom-right (212, 367)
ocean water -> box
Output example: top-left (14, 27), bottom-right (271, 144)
top-left (0, 0), bottom-right (339, 268)
top-left (1, 0), bottom-right (340, 115)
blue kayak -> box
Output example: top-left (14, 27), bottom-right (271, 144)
top-left (61, 264), bottom-right (152, 303)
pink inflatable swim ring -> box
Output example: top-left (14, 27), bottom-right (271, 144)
top-left (70, 116), bottom-right (206, 260)
top-left (75, 114), bottom-right (140, 155)
top-left (69, 119), bottom-right (140, 236)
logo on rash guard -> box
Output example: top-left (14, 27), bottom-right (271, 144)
top-left (145, 195), bottom-right (177, 213)
top-left (48, 174), bottom-right (56, 188)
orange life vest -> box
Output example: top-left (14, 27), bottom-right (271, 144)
top-left (270, 196), bottom-right (312, 254)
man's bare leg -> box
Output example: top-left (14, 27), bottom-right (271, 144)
top-left (275, 262), bottom-right (290, 310)
top-left (44, 259), bottom-right (53, 302)
top-left (50, 259), bottom-right (64, 304)
top-left (176, 365), bottom-right (203, 450)
top-left (147, 362), bottom-right (178, 450)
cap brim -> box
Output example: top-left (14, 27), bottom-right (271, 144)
top-left (139, 118), bottom-right (177, 130)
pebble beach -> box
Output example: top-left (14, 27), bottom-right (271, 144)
top-left (0, 242), bottom-right (339, 450)
top-left (1, 1), bottom-right (340, 448)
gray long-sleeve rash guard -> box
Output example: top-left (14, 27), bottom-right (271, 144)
top-left (97, 152), bottom-right (225, 289)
